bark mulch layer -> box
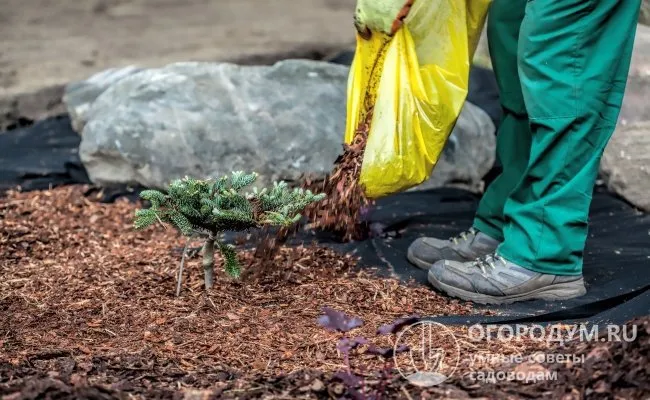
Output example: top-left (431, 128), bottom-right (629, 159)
top-left (1, 317), bottom-right (648, 399)
top-left (303, 115), bottom-right (371, 242)
top-left (1, 186), bottom-right (648, 399)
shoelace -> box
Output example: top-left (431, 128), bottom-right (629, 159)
top-left (472, 253), bottom-right (505, 276)
top-left (450, 227), bottom-right (476, 245)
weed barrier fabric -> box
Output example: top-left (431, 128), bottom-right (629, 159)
top-left (321, 186), bottom-right (650, 326)
top-left (257, 185), bottom-right (649, 325)
top-left (0, 115), bottom-right (90, 192)
top-left (0, 115), bottom-right (142, 202)
top-left (2, 118), bottom-right (649, 326)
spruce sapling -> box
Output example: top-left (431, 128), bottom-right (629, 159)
top-left (133, 171), bottom-right (325, 291)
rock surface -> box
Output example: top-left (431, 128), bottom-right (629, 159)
top-left (473, 27), bottom-right (491, 70)
top-left (412, 102), bottom-right (495, 193)
top-left (641, 0), bottom-right (650, 26)
top-left (600, 25), bottom-right (650, 211)
top-left (63, 66), bottom-right (142, 133)
top-left (68, 60), bottom-right (496, 193)
top-left (77, 60), bottom-right (349, 189)
top-left (601, 122), bottom-right (650, 212)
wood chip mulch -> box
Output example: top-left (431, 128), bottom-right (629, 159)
top-left (303, 118), bottom-right (371, 242)
top-left (251, 113), bottom-right (372, 266)
top-left (3, 186), bottom-right (646, 399)
top-left (0, 187), bottom-right (472, 376)
top-left (1, 317), bottom-right (647, 399)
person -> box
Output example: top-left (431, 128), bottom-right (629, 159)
top-left (407, 0), bottom-right (641, 305)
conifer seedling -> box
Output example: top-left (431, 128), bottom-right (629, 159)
top-left (133, 171), bottom-right (325, 292)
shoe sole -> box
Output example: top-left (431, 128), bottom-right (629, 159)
top-left (428, 271), bottom-right (587, 305)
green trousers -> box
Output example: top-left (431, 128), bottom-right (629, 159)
top-left (473, 0), bottom-right (640, 275)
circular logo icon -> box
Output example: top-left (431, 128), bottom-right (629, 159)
top-left (393, 321), bottom-right (461, 387)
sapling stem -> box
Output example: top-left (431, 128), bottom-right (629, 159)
top-left (175, 240), bottom-right (189, 297)
top-left (202, 239), bottom-right (215, 290)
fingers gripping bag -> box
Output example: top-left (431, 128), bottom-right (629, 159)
top-left (346, 0), bottom-right (491, 198)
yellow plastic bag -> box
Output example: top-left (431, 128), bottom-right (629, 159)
top-left (346, 0), bottom-right (491, 199)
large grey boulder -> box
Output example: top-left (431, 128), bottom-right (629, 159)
top-left (76, 60), bottom-right (348, 189)
top-left (641, 0), bottom-right (650, 26)
top-left (413, 102), bottom-right (495, 193)
top-left (64, 66), bottom-right (142, 133)
top-left (600, 24), bottom-right (650, 211)
top-left (67, 59), bottom-right (496, 193)
top-left (473, 26), bottom-right (491, 69)
top-left (601, 122), bottom-right (650, 212)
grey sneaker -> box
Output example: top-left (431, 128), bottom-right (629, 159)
top-left (407, 228), bottom-right (500, 270)
top-left (427, 253), bottom-right (587, 305)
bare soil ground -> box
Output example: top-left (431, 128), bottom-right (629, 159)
top-left (0, 0), bottom-right (357, 127)
top-left (1, 186), bottom-right (649, 399)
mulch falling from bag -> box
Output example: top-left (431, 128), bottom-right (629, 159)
top-left (250, 111), bottom-right (372, 272)
top-left (302, 112), bottom-right (372, 242)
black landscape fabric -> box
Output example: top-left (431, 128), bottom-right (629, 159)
top-left (0, 115), bottom-right (91, 192)
top-left (329, 186), bottom-right (650, 326)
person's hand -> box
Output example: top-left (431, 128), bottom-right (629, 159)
top-left (354, 0), bottom-right (414, 38)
